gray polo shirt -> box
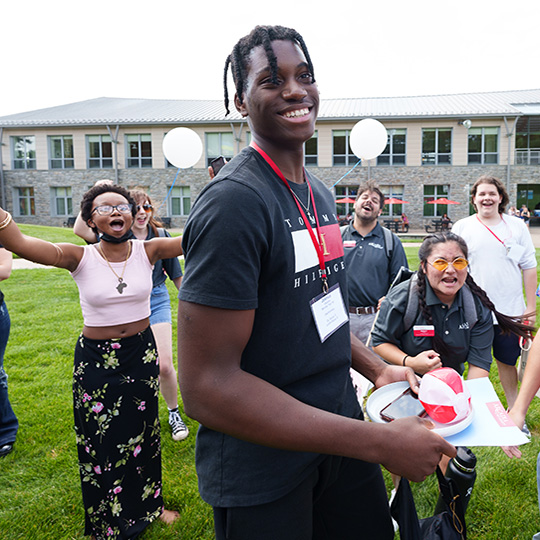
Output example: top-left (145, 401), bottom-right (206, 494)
top-left (341, 222), bottom-right (408, 307)
top-left (370, 278), bottom-right (494, 374)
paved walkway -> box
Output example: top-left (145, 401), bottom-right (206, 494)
top-left (10, 226), bottom-right (540, 270)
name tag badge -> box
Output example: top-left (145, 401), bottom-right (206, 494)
top-left (310, 283), bottom-right (349, 342)
top-left (506, 242), bottom-right (525, 263)
top-left (343, 240), bottom-right (356, 248)
top-left (413, 325), bottom-right (435, 337)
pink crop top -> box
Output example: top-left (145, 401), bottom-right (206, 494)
top-left (71, 240), bottom-right (153, 327)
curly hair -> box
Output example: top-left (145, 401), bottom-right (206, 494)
top-left (416, 232), bottom-right (531, 362)
top-left (80, 184), bottom-right (137, 232)
top-left (356, 180), bottom-right (385, 211)
top-left (223, 25), bottom-right (315, 116)
top-left (130, 187), bottom-right (165, 237)
top-left (471, 175), bottom-right (509, 214)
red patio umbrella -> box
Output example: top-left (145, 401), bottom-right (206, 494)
top-left (335, 197), bottom-right (357, 204)
top-left (427, 198), bottom-right (460, 205)
top-left (385, 198), bottom-right (410, 204)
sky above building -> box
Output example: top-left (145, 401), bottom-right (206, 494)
top-left (1, 0), bottom-right (538, 117)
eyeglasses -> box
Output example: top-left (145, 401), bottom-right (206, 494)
top-left (428, 257), bottom-right (469, 272)
top-left (91, 204), bottom-right (133, 216)
top-left (137, 204), bottom-right (153, 213)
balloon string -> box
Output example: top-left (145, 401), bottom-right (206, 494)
top-left (156, 167), bottom-right (181, 214)
top-left (331, 159), bottom-right (362, 188)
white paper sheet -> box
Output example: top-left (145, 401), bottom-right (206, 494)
top-left (445, 378), bottom-right (530, 447)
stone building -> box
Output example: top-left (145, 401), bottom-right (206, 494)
top-left (0, 90), bottom-right (539, 229)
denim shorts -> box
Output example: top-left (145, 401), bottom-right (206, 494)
top-left (149, 283), bottom-right (172, 325)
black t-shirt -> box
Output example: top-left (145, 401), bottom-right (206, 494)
top-left (180, 147), bottom-right (359, 506)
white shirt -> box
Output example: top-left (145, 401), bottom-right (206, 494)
top-left (452, 214), bottom-right (536, 318)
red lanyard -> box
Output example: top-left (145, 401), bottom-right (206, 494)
top-left (251, 142), bottom-right (328, 293)
top-left (475, 214), bottom-right (511, 248)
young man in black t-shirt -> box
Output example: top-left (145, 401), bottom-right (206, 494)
top-left (178, 25), bottom-right (455, 540)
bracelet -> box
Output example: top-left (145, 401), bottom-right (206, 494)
top-left (402, 355), bottom-right (409, 366)
top-left (0, 212), bottom-right (12, 231)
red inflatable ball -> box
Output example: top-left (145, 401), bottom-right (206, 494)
top-left (418, 367), bottom-right (472, 424)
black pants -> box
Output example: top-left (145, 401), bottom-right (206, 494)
top-left (214, 454), bottom-right (394, 540)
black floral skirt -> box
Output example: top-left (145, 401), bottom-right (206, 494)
top-left (73, 327), bottom-right (163, 540)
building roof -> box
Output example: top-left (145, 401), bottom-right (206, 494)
top-left (1, 89), bottom-right (539, 128)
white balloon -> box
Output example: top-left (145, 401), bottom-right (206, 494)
top-left (349, 119), bottom-right (388, 161)
top-left (162, 127), bottom-right (203, 169)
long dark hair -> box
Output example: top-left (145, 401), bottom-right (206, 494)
top-left (416, 232), bottom-right (532, 360)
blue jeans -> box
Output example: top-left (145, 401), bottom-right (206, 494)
top-left (0, 301), bottom-right (18, 446)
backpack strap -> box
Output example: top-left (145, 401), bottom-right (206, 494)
top-left (460, 283), bottom-right (479, 329)
top-left (381, 226), bottom-right (394, 260)
top-left (157, 227), bottom-right (166, 238)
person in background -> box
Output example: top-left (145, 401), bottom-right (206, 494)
top-left (441, 213), bottom-right (451, 230)
top-left (519, 204), bottom-right (531, 228)
top-left (341, 180), bottom-right (408, 346)
top-left (177, 24), bottom-right (455, 540)
top-left (401, 213), bottom-right (409, 232)
top-left (0, 247), bottom-right (16, 458)
top-left (130, 188), bottom-right (188, 441)
top-left (371, 232), bottom-right (529, 378)
top-left (452, 176), bottom-right (537, 415)
top-left (0, 184), bottom-right (181, 538)
top-left (75, 186), bottom-right (189, 441)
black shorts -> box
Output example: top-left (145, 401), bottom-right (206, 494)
top-left (493, 325), bottom-right (521, 366)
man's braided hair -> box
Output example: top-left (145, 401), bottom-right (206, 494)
top-left (416, 232), bottom-right (531, 362)
top-left (223, 25), bottom-right (315, 116)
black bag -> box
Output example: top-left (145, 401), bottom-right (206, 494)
top-left (390, 466), bottom-right (467, 539)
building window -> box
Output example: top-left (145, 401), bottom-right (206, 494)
top-left (332, 130), bottom-right (357, 166)
top-left (377, 129), bottom-right (405, 165)
top-left (304, 132), bottom-right (318, 166)
top-left (51, 187), bottom-right (73, 216)
top-left (468, 127), bottom-right (498, 164)
top-left (14, 187), bottom-right (36, 216)
top-left (206, 133), bottom-right (234, 167)
top-left (516, 116), bottom-right (540, 165)
top-left (87, 135), bottom-right (113, 169)
top-left (335, 185), bottom-right (358, 218)
top-left (126, 134), bottom-right (152, 168)
top-left (170, 186), bottom-right (191, 216)
top-left (49, 135), bottom-right (74, 169)
top-left (381, 185), bottom-right (405, 217)
top-left (424, 185), bottom-right (450, 217)
top-left (422, 129), bottom-right (452, 165)
top-left (11, 136), bottom-right (36, 169)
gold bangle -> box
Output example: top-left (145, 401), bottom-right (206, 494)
top-left (0, 212), bottom-right (12, 231)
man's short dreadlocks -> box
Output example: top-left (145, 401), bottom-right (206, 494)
top-left (223, 25), bottom-right (315, 116)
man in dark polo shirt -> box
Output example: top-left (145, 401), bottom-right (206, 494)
top-left (342, 181), bottom-right (408, 345)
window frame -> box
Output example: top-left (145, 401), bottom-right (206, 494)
top-left (423, 184), bottom-right (450, 217)
top-left (86, 134), bottom-right (113, 169)
top-left (332, 130), bottom-right (357, 166)
top-left (304, 131), bottom-right (318, 166)
top-left (377, 129), bottom-right (406, 166)
top-left (11, 136), bottom-right (36, 170)
top-left (125, 133), bottom-right (152, 168)
top-left (421, 128), bottom-right (452, 165)
top-left (205, 132), bottom-right (234, 167)
top-left (13, 187), bottom-right (36, 216)
top-left (48, 135), bottom-right (74, 170)
top-left (467, 127), bottom-right (499, 165)
top-left (50, 186), bottom-right (73, 216)
top-left (169, 186), bottom-right (191, 216)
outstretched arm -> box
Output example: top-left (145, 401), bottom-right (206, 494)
top-left (178, 300), bottom-right (456, 481)
top-left (0, 210), bottom-right (82, 271)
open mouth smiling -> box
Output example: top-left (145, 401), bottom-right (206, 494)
top-left (281, 107), bottom-right (310, 119)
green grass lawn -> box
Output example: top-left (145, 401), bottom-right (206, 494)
top-left (0, 228), bottom-right (539, 538)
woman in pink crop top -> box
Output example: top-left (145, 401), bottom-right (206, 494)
top-left (0, 184), bottom-right (182, 539)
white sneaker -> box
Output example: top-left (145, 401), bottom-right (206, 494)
top-left (169, 409), bottom-right (189, 441)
